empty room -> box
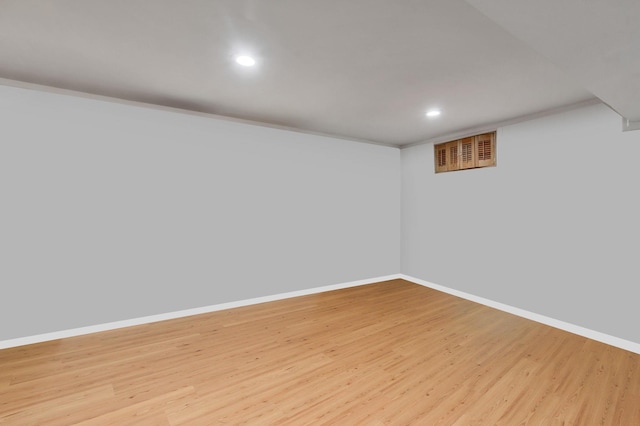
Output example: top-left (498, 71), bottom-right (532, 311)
top-left (1, 1), bottom-right (639, 424)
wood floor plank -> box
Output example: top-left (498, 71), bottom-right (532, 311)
top-left (1, 279), bottom-right (639, 425)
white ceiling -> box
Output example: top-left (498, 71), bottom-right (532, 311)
top-left (466, 0), bottom-right (640, 126)
top-left (0, 1), bottom-right (635, 146)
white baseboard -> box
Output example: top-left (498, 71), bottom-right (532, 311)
top-left (399, 274), bottom-right (640, 355)
top-left (0, 274), bottom-right (403, 350)
top-left (4, 273), bottom-right (638, 356)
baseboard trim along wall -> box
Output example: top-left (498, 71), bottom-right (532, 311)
top-left (399, 274), bottom-right (640, 355)
top-left (0, 274), bottom-right (403, 350)
top-left (3, 274), bottom-right (639, 355)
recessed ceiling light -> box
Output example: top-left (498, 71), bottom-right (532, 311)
top-left (426, 109), bottom-right (441, 117)
top-left (236, 55), bottom-right (256, 67)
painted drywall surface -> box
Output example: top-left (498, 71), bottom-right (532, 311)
top-left (402, 103), bottom-right (640, 344)
top-left (0, 85), bottom-right (401, 341)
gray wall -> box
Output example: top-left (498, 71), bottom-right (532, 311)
top-left (5, 84), bottom-right (638, 347)
top-left (0, 85), bottom-right (401, 341)
top-left (402, 103), bottom-right (640, 344)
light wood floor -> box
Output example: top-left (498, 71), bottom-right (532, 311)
top-left (1, 279), bottom-right (639, 425)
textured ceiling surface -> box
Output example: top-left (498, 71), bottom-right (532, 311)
top-left (2, 1), bottom-right (633, 146)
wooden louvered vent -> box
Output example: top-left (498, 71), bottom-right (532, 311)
top-left (436, 145), bottom-right (447, 170)
top-left (434, 132), bottom-right (496, 173)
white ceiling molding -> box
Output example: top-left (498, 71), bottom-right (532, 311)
top-left (0, 77), bottom-right (399, 148)
top-left (403, 98), bottom-right (603, 149)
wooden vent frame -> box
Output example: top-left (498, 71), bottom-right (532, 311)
top-left (434, 131), bottom-right (496, 173)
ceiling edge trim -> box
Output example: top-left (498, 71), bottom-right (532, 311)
top-left (401, 98), bottom-right (603, 149)
top-left (0, 77), bottom-right (399, 150)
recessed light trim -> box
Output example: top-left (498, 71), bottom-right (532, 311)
top-left (426, 109), bottom-right (442, 117)
top-left (236, 55), bottom-right (256, 67)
